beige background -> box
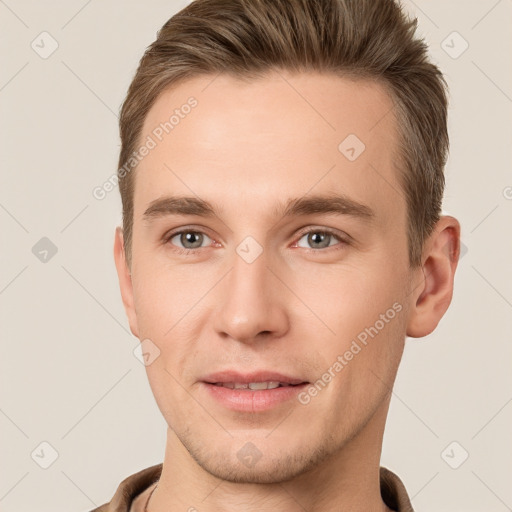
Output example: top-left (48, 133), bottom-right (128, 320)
top-left (1, 1), bottom-right (511, 510)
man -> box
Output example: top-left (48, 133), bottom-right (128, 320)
top-left (94, 0), bottom-right (460, 510)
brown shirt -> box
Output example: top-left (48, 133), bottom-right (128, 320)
top-left (90, 464), bottom-right (414, 512)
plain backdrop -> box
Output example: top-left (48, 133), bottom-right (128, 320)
top-left (1, 1), bottom-right (511, 511)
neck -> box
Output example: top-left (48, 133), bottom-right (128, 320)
top-left (149, 396), bottom-right (392, 512)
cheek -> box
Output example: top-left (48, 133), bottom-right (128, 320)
top-left (131, 265), bottom-right (208, 376)
top-left (131, 261), bottom-right (194, 337)
top-left (292, 263), bottom-right (408, 389)
top-left (294, 264), bottom-right (401, 336)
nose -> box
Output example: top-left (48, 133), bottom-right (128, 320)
top-left (213, 245), bottom-right (290, 344)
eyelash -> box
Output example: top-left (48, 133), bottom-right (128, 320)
top-left (163, 229), bottom-right (216, 256)
top-left (163, 227), bottom-right (349, 255)
top-left (293, 227), bottom-right (349, 252)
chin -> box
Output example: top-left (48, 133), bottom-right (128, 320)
top-left (184, 433), bottom-right (337, 485)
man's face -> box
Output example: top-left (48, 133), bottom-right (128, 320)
top-left (120, 72), bottom-right (418, 483)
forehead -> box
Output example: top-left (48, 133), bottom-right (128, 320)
top-left (134, 71), bottom-right (404, 225)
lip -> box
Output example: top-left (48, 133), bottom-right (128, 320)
top-left (201, 370), bottom-right (307, 386)
top-left (200, 370), bottom-right (309, 412)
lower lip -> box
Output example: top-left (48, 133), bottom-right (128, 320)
top-left (201, 382), bottom-right (309, 412)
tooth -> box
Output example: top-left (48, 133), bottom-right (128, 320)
top-left (219, 381), bottom-right (289, 390)
top-left (249, 382), bottom-right (269, 390)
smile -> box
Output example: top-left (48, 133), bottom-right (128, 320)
top-left (212, 381), bottom-right (299, 390)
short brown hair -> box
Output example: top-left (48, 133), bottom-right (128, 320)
top-left (118, 0), bottom-right (448, 267)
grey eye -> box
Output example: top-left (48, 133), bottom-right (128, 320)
top-left (296, 231), bottom-right (339, 249)
top-left (170, 231), bottom-right (212, 249)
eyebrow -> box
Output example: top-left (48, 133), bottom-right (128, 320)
top-left (278, 194), bottom-right (375, 221)
top-left (143, 196), bottom-right (217, 220)
top-left (142, 193), bottom-right (375, 223)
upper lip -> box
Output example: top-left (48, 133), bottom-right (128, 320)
top-left (201, 370), bottom-right (308, 385)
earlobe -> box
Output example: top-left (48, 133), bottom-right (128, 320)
top-left (406, 216), bottom-right (461, 338)
top-left (113, 227), bottom-right (139, 338)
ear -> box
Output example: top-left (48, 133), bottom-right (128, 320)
top-left (113, 227), bottom-right (139, 338)
top-left (406, 215), bottom-right (461, 338)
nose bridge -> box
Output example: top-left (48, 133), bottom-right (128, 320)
top-left (231, 246), bottom-right (270, 302)
top-left (213, 242), bottom-right (288, 342)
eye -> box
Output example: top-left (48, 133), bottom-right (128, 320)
top-left (295, 229), bottom-right (345, 250)
top-left (167, 230), bottom-right (213, 250)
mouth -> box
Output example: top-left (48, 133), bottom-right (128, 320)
top-left (202, 370), bottom-right (308, 388)
top-left (200, 371), bottom-right (310, 412)
top-left (210, 381), bottom-right (305, 390)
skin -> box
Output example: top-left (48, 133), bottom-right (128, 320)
top-left (114, 71), bottom-right (460, 512)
